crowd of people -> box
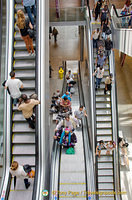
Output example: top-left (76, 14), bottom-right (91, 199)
top-left (93, 1), bottom-right (129, 166)
top-left (50, 69), bottom-right (87, 149)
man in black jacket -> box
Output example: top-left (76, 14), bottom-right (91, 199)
top-left (105, 37), bottom-right (113, 57)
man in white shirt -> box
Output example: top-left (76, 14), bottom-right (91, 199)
top-left (5, 71), bottom-right (23, 106)
top-left (74, 105), bottom-right (87, 126)
top-left (66, 70), bottom-right (74, 79)
top-left (93, 66), bottom-right (104, 90)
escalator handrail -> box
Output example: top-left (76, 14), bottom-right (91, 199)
top-left (49, 62), bottom-right (66, 200)
top-left (32, 0), bottom-right (39, 199)
top-left (85, 7), bottom-right (98, 196)
top-left (0, 0), bottom-right (14, 198)
top-left (78, 61), bottom-right (96, 200)
top-left (111, 3), bottom-right (132, 18)
top-left (0, 0), bottom-right (2, 83)
top-left (109, 48), bottom-right (122, 200)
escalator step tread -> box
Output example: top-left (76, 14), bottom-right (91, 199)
top-left (14, 51), bottom-right (35, 59)
top-left (14, 60), bottom-right (35, 68)
top-left (98, 183), bottom-right (114, 189)
top-left (13, 133), bottom-right (35, 144)
top-left (13, 123), bottom-right (35, 133)
top-left (13, 155), bottom-right (35, 166)
top-left (98, 162), bottom-right (113, 168)
top-left (97, 156), bottom-right (113, 162)
top-left (12, 144), bottom-right (35, 155)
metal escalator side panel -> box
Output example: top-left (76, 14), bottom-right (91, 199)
top-left (0, 0), bottom-right (14, 199)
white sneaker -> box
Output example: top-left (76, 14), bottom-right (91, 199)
top-left (28, 52), bottom-right (32, 56)
top-left (31, 51), bottom-right (35, 56)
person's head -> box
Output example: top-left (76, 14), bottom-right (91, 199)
top-left (68, 70), bottom-right (71, 74)
top-left (21, 94), bottom-right (28, 102)
top-left (65, 114), bottom-right (70, 121)
top-left (104, 5), bottom-right (108, 11)
top-left (65, 91), bottom-right (69, 95)
top-left (10, 161), bottom-right (18, 171)
top-left (100, 66), bottom-right (103, 70)
top-left (79, 105), bottom-right (84, 111)
top-left (65, 127), bottom-right (70, 134)
top-left (100, 53), bottom-right (103, 57)
top-left (57, 89), bottom-right (60, 93)
top-left (97, 28), bottom-right (100, 33)
top-left (17, 10), bottom-right (25, 29)
top-left (10, 71), bottom-right (15, 78)
top-left (107, 36), bottom-right (110, 40)
top-left (64, 96), bottom-right (68, 101)
top-left (110, 73), bottom-right (113, 78)
top-left (99, 140), bottom-right (104, 145)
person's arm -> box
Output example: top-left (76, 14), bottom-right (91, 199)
top-left (84, 110), bottom-right (87, 117)
top-left (96, 146), bottom-right (98, 155)
top-left (56, 120), bottom-right (63, 131)
top-left (91, 30), bottom-right (95, 40)
top-left (93, 69), bottom-right (97, 76)
top-left (18, 104), bottom-right (23, 111)
top-left (29, 22), bottom-right (33, 29)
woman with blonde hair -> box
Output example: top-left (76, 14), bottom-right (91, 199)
top-left (16, 10), bottom-right (35, 56)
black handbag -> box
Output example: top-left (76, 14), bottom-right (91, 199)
top-left (106, 28), bottom-right (112, 35)
top-left (27, 28), bottom-right (36, 39)
top-left (23, 164), bottom-right (32, 173)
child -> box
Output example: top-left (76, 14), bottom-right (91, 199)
top-left (59, 127), bottom-right (71, 146)
top-left (96, 140), bottom-right (105, 157)
top-left (106, 141), bottom-right (116, 155)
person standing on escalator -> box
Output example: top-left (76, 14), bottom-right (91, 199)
top-left (16, 10), bottom-right (35, 56)
top-left (4, 71), bottom-right (23, 106)
top-left (22, 0), bottom-right (36, 26)
top-left (9, 161), bottom-right (31, 189)
top-left (18, 94), bottom-right (40, 129)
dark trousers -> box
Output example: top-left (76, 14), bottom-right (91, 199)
top-left (25, 5), bottom-right (36, 25)
top-left (26, 114), bottom-right (35, 129)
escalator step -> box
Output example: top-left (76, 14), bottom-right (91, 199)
top-left (14, 51), bottom-right (35, 60)
top-left (97, 123), bottom-right (112, 128)
top-left (14, 41), bottom-right (36, 50)
top-left (13, 123), bottom-right (35, 133)
top-left (98, 162), bottom-right (113, 169)
top-left (13, 155), bottom-right (35, 166)
top-left (13, 133), bottom-right (35, 144)
top-left (96, 115), bottom-right (112, 121)
top-left (12, 144), bottom-right (35, 155)
top-left (98, 170), bottom-right (113, 176)
top-left (96, 109), bottom-right (111, 115)
top-left (96, 103), bottom-right (111, 108)
top-left (14, 60), bottom-right (35, 68)
top-left (98, 183), bottom-right (114, 190)
top-left (97, 135), bottom-right (112, 141)
top-left (97, 156), bottom-right (113, 162)
top-left (15, 70), bottom-right (35, 78)
top-left (98, 176), bottom-right (113, 183)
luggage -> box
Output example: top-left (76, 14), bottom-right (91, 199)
top-left (30, 93), bottom-right (38, 100)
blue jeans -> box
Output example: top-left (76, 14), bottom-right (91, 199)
top-left (25, 5), bottom-right (36, 25)
top-left (96, 78), bottom-right (102, 88)
top-left (13, 98), bottom-right (18, 106)
top-left (59, 131), bottom-right (71, 146)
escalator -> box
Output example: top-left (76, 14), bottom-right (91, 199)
top-left (5, 0), bottom-right (36, 199)
top-left (50, 61), bottom-right (95, 200)
top-left (109, 3), bottom-right (132, 57)
top-left (85, 6), bottom-right (122, 200)
top-left (93, 51), bottom-right (115, 199)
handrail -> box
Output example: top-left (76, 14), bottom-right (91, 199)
top-left (34, 0), bottom-right (50, 199)
top-left (0, 0), bottom-right (14, 198)
top-left (0, 0), bottom-right (2, 83)
top-left (111, 3), bottom-right (132, 18)
top-left (49, 62), bottom-right (66, 200)
top-left (85, 7), bottom-right (98, 197)
top-left (78, 61), bottom-right (95, 200)
top-left (32, 0), bottom-right (39, 199)
top-left (109, 48), bottom-right (122, 200)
